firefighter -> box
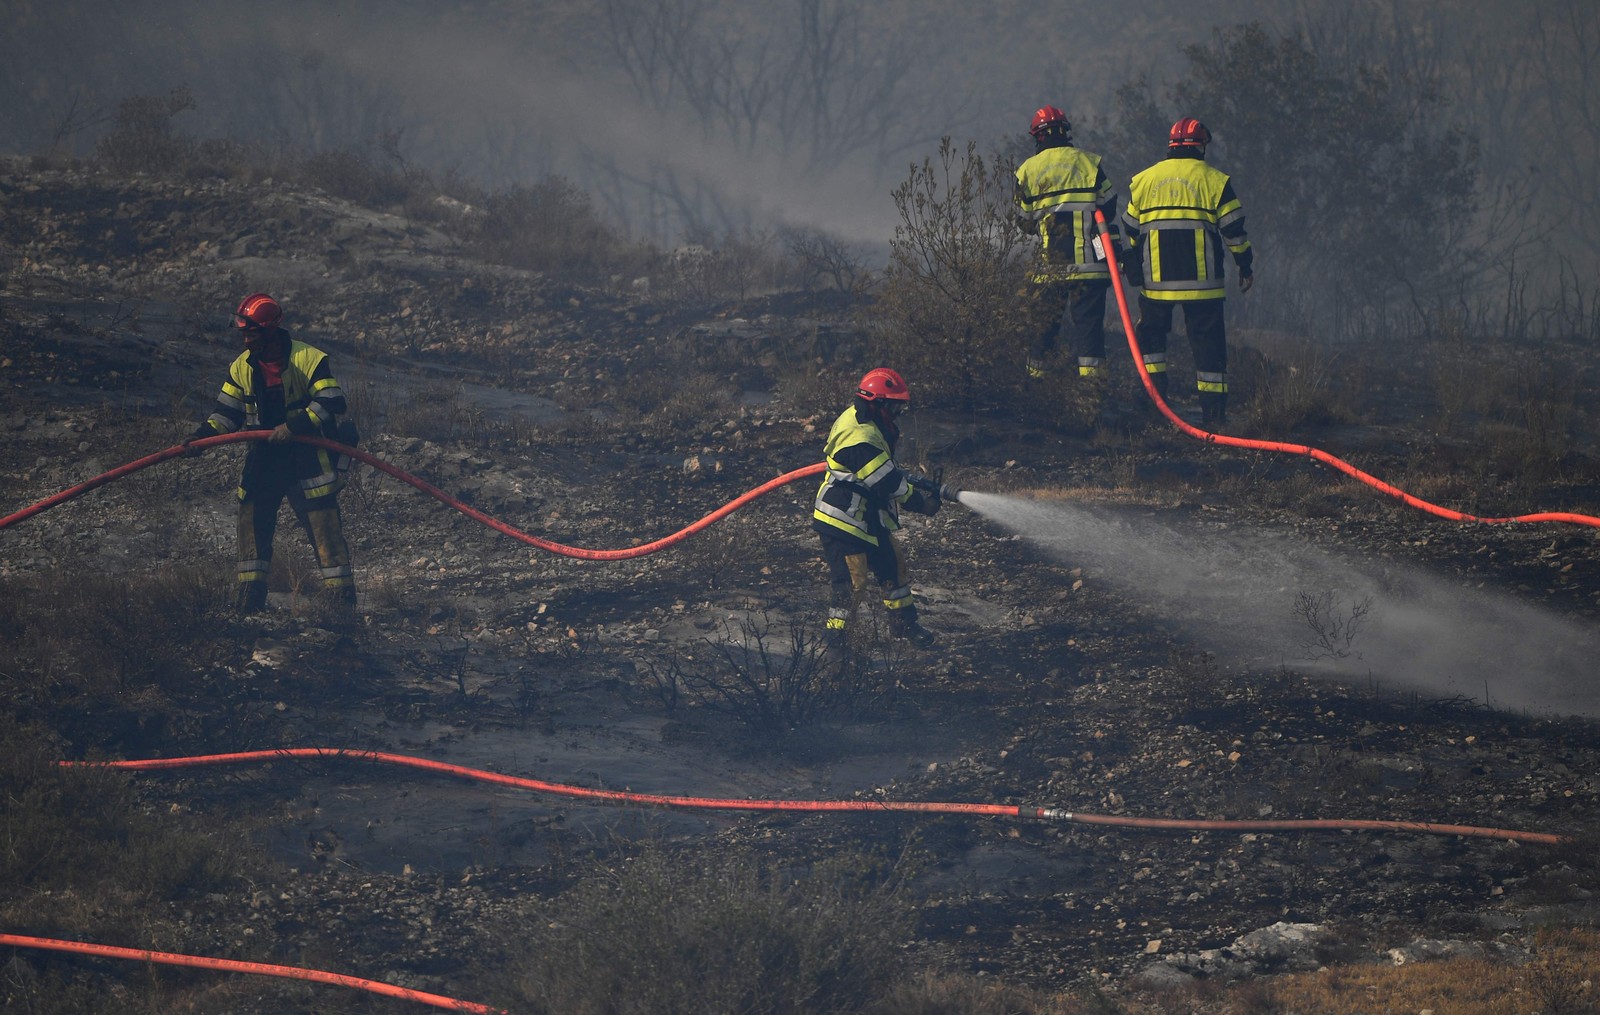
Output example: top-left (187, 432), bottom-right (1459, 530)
top-left (186, 292), bottom-right (357, 615)
top-left (1120, 117), bottom-right (1254, 425)
top-left (1013, 105), bottom-right (1120, 381)
top-left (812, 368), bottom-right (947, 649)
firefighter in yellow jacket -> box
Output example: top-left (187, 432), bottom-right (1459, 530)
top-left (1013, 105), bottom-right (1120, 380)
top-left (812, 369), bottom-right (950, 649)
top-left (1121, 118), bottom-right (1254, 424)
top-left (186, 292), bottom-right (356, 614)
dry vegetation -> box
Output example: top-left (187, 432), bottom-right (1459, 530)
top-left (2, 62), bottom-right (1599, 1013)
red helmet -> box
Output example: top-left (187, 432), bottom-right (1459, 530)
top-left (1168, 117), bottom-right (1212, 148)
top-left (857, 367), bottom-right (911, 403)
top-left (1029, 105), bottom-right (1071, 139)
top-left (233, 292), bottom-right (282, 331)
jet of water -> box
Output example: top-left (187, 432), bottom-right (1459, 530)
top-left (960, 491), bottom-right (1599, 719)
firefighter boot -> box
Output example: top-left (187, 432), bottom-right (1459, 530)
top-left (1149, 370), bottom-right (1169, 403)
top-left (317, 585), bottom-right (358, 629)
top-left (889, 606), bottom-right (936, 649)
top-left (1200, 391), bottom-right (1228, 426)
top-left (235, 581), bottom-right (269, 615)
top-left (1139, 370), bottom-right (1170, 421)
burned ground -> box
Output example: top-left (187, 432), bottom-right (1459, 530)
top-left (1, 158), bottom-right (1598, 1012)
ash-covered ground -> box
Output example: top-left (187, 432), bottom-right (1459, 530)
top-left (2, 158), bottom-right (1597, 1008)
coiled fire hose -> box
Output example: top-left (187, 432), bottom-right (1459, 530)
top-left (0, 430), bottom-right (825, 556)
top-left (1092, 210), bottom-right (1600, 529)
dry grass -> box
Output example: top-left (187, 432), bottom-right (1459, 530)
top-left (0, 567), bottom-right (230, 702)
top-left (1237, 928), bottom-right (1600, 1015)
top-left (1231, 329), bottom-right (1357, 434)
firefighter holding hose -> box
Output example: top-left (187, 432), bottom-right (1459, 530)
top-left (813, 368), bottom-right (956, 650)
top-left (185, 292), bottom-right (357, 616)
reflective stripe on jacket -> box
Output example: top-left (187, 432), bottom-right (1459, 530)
top-left (812, 405), bottom-right (914, 546)
top-left (201, 334), bottom-right (348, 500)
top-left (1121, 154), bottom-right (1252, 301)
top-left (1014, 144), bottom-right (1119, 282)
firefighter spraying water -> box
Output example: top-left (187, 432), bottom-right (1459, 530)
top-left (811, 368), bottom-right (961, 651)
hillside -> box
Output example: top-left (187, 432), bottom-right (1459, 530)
top-left (1, 157), bottom-right (1598, 1013)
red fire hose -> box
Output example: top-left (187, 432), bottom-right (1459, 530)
top-left (0, 430), bottom-right (825, 558)
top-left (65, 747), bottom-right (1569, 845)
top-left (0, 932), bottom-right (504, 1013)
top-left (1093, 210), bottom-right (1600, 529)
top-left (16, 743), bottom-right (1565, 1007)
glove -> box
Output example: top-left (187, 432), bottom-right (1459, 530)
top-left (1121, 257), bottom-right (1144, 288)
top-left (1238, 272), bottom-right (1254, 294)
top-left (268, 423), bottom-right (295, 443)
top-left (183, 424), bottom-right (212, 456)
top-left (906, 474), bottom-right (942, 516)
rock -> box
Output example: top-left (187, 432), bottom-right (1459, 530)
top-left (1130, 961), bottom-right (1194, 989)
top-left (1228, 922), bottom-right (1327, 972)
top-left (1387, 938), bottom-right (1488, 965)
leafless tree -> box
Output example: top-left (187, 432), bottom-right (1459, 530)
top-left (1529, 1), bottom-right (1600, 265)
top-left (587, 0), bottom-right (955, 242)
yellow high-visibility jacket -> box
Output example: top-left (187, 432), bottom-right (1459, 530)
top-left (1122, 153), bottom-right (1252, 301)
top-left (1014, 143), bottom-right (1119, 283)
top-left (197, 334), bottom-right (349, 500)
top-left (812, 405), bottom-right (925, 547)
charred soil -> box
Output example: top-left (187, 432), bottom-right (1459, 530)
top-left (1, 158), bottom-right (1598, 1012)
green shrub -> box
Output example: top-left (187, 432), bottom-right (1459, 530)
top-left (0, 567), bottom-right (230, 703)
top-left (1099, 23), bottom-right (1482, 340)
top-left (472, 178), bottom-right (644, 282)
top-left (500, 844), bottom-right (912, 1014)
top-left (872, 138), bottom-right (1030, 412)
top-left (297, 147), bottom-right (411, 207)
top-left (94, 87), bottom-right (196, 176)
top-left (0, 716), bottom-right (261, 934)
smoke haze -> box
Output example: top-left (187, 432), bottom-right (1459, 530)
top-left (5, 0), bottom-right (1594, 264)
